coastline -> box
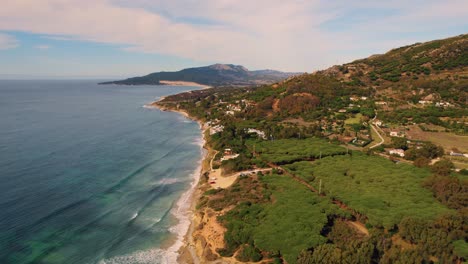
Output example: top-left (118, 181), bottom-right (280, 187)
top-left (159, 80), bottom-right (211, 90)
top-left (146, 99), bottom-right (210, 264)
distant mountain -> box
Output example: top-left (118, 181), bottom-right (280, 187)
top-left (99, 64), bottom-right (299, 87)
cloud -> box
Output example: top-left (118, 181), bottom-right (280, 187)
top-left (0, 33), bottom-right (19, 50)
top-left (0, 0), bottom-right (466, 71)
top-left (35, 45), bottom-right (51, 50)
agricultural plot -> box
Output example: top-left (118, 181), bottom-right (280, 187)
top-left (249, 138), bottom-right (347, 164)
top-left (284, 154), bottom-right (451, 229)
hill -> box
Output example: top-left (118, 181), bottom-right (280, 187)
top-left (99, 64), bottom-right (299, 87)
top-left (155, 34), bottom-right (468, 263)
top-left (320, 34), bottom-right (468, 104)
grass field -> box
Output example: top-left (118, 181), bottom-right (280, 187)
top-left (406, 125), bottom-right (468, 152)
top-left (345, 113), bottom-right (363, 125)
top-left (248, 138), bottom-right (347, 164)
top-left (284, 153), bottom-right (451, 228)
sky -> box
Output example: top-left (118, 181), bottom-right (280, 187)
top-left (0, 0), bottom-right (467, 79)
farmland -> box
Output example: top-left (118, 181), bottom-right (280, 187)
top-left (248, 138), bottom-right (347, 164)
top-left (284, 153), bottom-right (451, 228)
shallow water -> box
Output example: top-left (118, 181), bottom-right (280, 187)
top-left (0, 80), bottom-right (202, 263)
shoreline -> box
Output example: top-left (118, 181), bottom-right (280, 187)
top-left (148, 98), bottom-right (210, 264)
top-left (158, 80), bottom-right (211, 90)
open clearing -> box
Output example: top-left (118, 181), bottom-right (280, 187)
top-left (406, 125), bottom-right (468, 152)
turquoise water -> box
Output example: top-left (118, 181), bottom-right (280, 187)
top-left (0, 80), bottom-right (203, 263)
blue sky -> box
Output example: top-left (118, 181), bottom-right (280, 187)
top-left (0, 0), bottom-right (466, 78)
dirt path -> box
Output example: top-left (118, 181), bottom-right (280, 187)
top-left (210, 150), bottom-right (219, 171)
top-left (369, 114), bottom-right (385, 149)
top-left (210, 168), bottom-right (272, 189)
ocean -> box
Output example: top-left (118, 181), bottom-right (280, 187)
top-left (0, 80), bottom-right (203, 263)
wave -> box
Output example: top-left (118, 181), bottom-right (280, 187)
top-left (98, 248), bottom-right (167, 264)
top-left (162, 143), bottom-right (205, 263)
top-left (99, 138), bottom-right (205, 264)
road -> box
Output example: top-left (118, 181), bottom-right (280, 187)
top-left (369, 123), bottom-right (385, 149)
top-left (369, 113), bottom-right (385, 149)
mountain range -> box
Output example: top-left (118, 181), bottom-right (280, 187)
top-left (100, 64), bottom-right (299, 87)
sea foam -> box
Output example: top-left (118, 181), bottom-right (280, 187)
top-left (100, 135), bottom-right (205, 264)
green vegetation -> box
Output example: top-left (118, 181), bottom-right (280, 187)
top-left (249, 138), bottom-right (347, 164)
top-left (217, 173), bottom-right (346, 264)
top-left (453, 240), bottom-right (468, 260)
top-left (156, 34), bottom-right (468, 263)
top-left (344, 113), bottom-right (363, 124)
top-left (285, 154), bottom-right (450, 228)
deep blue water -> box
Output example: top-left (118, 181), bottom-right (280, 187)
top-left (0, 80), bottom-right (203, 264)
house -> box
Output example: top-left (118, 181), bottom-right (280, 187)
top-left (450, 151), bottom-right (465, 157)
top-left (209, 125), bottom-right (224, 135)
top-left (389, 131), bottom-right (405, 138)
top-left (435, 101), bottom-right (453, 108)
top-left (225, 110), bottom-right (235, 116)
top-left (221, 148), bottom-right (239, 161)
top-left (226, 104), bottom-right (241, 112)
top-left (338, 109), bottom-right (347, 113)
top-left (361, 96), bottom-right (368, 101)
top-left (418, 100), bottom-right (433, 105)
top-left (375, 101), bottom-right (387, 105)
top-left (224, 148), bottom-right (233, 155)
top-left (389, 149), bottom-right (405, 157)
top-left (374, 121), bottom-right (383, 127)
top-left (246, 128), bottom-right (267, 139)
top-left (350, 96), bottom-right (359, 102)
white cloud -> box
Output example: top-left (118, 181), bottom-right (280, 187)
top-left (0, 0), bottom-right (466, 71)
top-left (0, 33), bottom-right (19, 50)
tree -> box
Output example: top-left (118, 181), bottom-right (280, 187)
top-left (391, 137), bottom-right (408, 150)
top-left (413, 157), bottom-right (430, 167)
top-left (431, 159), bottom-right (455, 176)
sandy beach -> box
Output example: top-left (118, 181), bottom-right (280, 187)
top-left (150, 94), bottom-right (254, 264)
top-left (148, 96), bottom-right (209, 263)
top-left (159, 80), bottom-right (211, 89)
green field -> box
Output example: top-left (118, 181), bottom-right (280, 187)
top-left (217, 173), bottom-right (347, 264)
top-left (345, 113), bottom-right (363, 124)
top-left (284, 154), bottom-right (451, 228)
top-left (248, 138), bottom-right (347, 164)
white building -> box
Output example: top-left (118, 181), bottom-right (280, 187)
top-left (247, 128), bottom-right (267, 139)
top-left (209, 125), bottom-right (224, 135)
top-left (389, 149), bottom-right (405, 157)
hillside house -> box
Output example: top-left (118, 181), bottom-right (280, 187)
top-left (209, 125), bottom-right (224, 135)
top-left (418, 100), bottom-right (433, 105)
top-left (224, 148), bottom-right (233, 155)
top-left (389, 149), bottom-right (405, 157)
top-left (450, 151), bottom-right (465, 157)
top-left (246, 128), bottom-right (267, 139)
top-left (435, 101), bottom-right (453, 108)
top-left (389, 131), bottom-right (405, 138)
top-left (221, 148), bottom-right (239, 161)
